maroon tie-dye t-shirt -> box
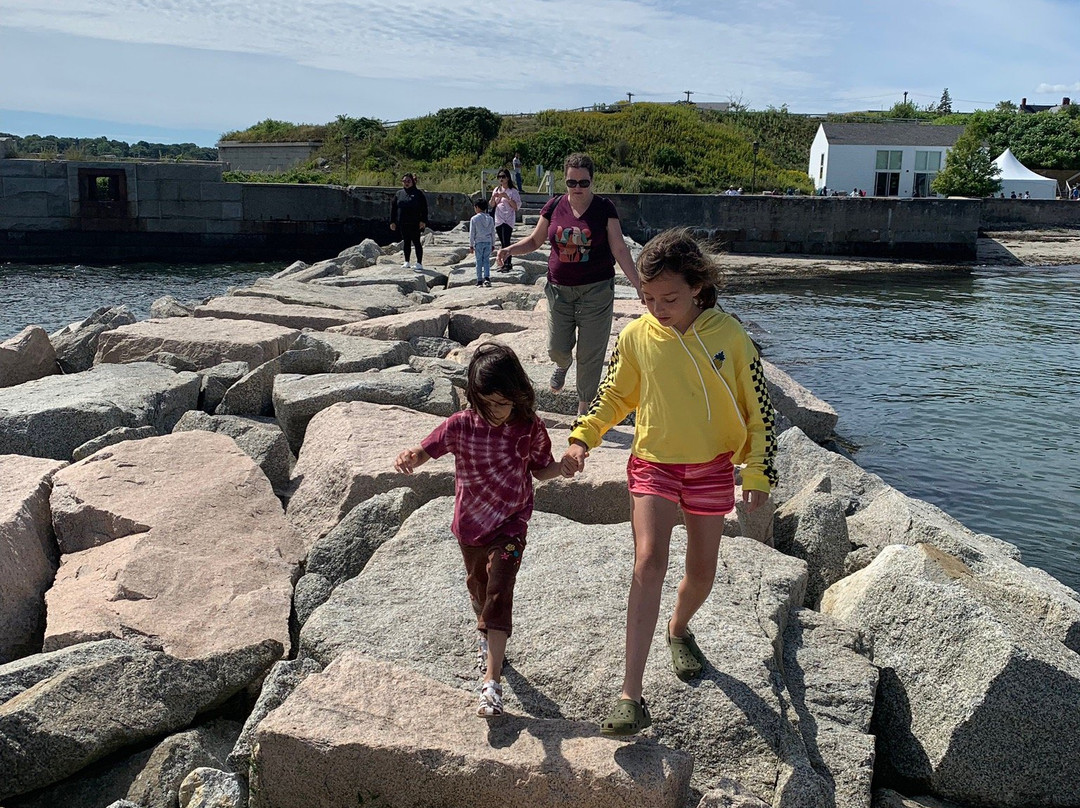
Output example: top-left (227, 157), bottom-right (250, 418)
top-left (421, 410), bottom-right (554, 546)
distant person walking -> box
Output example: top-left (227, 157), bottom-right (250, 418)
top-left (513, 153), bottom-right (524, 193)
top-left (469, 198), bottom-right (496, 287)
top-left (497, 152), bottom-right (641, 415)
top-left (489, 170), bottom-right (521, 271)
top-left (390, 172), bottom-right (428, 270)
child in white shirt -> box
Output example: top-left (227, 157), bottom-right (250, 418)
top-left (469, 199), bottom-right (497, 287)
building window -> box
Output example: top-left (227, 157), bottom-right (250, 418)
top-left (819, 153), bottom-right (824, 180)
top-left (874, 150), bottom-right (902, 196)
top-left (913, 150), bottom-right (942, 197)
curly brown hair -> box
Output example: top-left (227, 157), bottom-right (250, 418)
top-left (563, 153), bottom-right (595, 178)
top-left (636, 228), bottom-right (719, 309)
top-left (465, 343), bottom-right (536, 424)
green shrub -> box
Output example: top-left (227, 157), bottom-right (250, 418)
top-left (388, 107), bottom-right (501, 160)
top-left (221, 119), bottom-right (324, 143)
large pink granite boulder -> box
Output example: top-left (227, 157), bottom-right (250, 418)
top-left (194, 297), bottom-right (373, 331)
top-left (0, 326), bottom-right (57, 388)
top-left (45, 431), bottom-right (305, 658)
top-left (252, 652), bottom-right (692, 808)
top-left (327, 309), bottom-right (451, 341)
top-left (0, 455), bottom-right (67, 662)
top-left (286, 402), bottom-right (446, 544)
top-left (94, 317), bottom-right (300, 370)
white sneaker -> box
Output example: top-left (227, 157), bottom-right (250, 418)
top-left (414, 262), bottom-right (424, 271)
top-left (476, 632), bottom-right (489, 674)
top-left (401, 261), bottom-right (411, 269)
top-left (476, 680), bottom-right (503, 717)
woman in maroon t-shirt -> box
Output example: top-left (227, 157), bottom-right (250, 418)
top-left (497, 153), bottom-right (641, 415)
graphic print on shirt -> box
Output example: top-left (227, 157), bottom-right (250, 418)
top-left (555, 225), bottom-right (592, 263)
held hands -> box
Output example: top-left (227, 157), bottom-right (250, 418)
top-left (394, 447), bottom-right (426, 474)
top-left (560, 442), bottom-right (589, 477)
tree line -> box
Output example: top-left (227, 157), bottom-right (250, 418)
top-left (1, 133), bottom-right (217, 162)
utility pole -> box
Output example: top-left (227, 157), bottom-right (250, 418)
top-left (751, 141), bottom-right (760, 195)
top-left (684, 90), bottom-right (694, 103)
top-left (626, 92), bottom-right (634, 103)
top-left (903, 91), bottom-right (908, 104)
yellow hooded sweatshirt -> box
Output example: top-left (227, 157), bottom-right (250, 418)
top-left (569, 307), bottom-right (778, 493)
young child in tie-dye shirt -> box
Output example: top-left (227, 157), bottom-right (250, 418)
top-left (395, 343), bottom-right (572, 717)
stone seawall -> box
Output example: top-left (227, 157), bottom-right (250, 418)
top-left (6, 155), bottom-right (1080, 264)
top-left (0, 158), bottom-right (474, 263)
top-left (609, 193), bottom-right (983, 260)
top-left (980, 197), bottom-right (1080, 230)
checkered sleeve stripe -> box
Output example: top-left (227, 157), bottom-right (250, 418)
top-left (574, 342), bottom-right (622, 429)
top-left (749, 356), bottom-right (779, 487)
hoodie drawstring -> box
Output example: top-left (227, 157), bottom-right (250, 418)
top-left (692, 325), bottom-right (748, 431)
top-left (671, 328), bottom-right (712, 422)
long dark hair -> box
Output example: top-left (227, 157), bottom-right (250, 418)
top-left (465, 343), bottom-right (536, 424)
top-left (637, 228), bottom-right (719, 309)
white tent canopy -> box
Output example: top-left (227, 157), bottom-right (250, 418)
top-left (992, 149), bottom-right (1058, 199)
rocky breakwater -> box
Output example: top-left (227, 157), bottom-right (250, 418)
top-left (0, 221), bottom-right (1076, 808)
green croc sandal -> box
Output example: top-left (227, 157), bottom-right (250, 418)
top-left (667, 627), bottom-right (706, 682)
top-left (600, 697), bottom-right (652, 736)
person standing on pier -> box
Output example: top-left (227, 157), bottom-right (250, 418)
top-left (489, 170), bottom-right (521, 270)
top-left (390, 173), bottom-right (428, 270)
top-left (513, 153), bottom-right (524, 193)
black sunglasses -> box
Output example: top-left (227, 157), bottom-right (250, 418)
top-left (565, 179), bottom-right (592, 188)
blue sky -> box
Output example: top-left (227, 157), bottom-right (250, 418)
top-left (2, 0), bottom-right (1079, 147)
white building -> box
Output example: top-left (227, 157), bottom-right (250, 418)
top-left (808, 123), bottom-right (966, 197)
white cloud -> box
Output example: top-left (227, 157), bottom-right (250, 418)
top-left (5, 0), bottom-right (1080, 142)
top-left (1035, 82), bottom-right (1080, 94)
top-left (0, 0), bottom-right (833, 101)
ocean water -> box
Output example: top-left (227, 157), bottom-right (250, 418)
top-left (730, 265), bottom-right (1080, 593)
top-left (2, 260), bottom-right (1077, 593)
top-left (0, 262), bottom-right (278, 337)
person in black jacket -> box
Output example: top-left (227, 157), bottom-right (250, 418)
top-left (390, 173), bottom-right (429, 270)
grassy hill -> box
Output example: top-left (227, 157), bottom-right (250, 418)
top-left (10, 100), bottom-right (1077, 194)
top-left (221, 104), bottom-right (822, 194)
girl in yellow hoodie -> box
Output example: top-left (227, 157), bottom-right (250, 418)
top-left (562, 228), bottom-right (777, 736)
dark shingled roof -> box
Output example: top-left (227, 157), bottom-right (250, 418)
top-left (821, 123), bottom-right (966, 147)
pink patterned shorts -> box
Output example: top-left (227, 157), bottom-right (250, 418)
top-left (627, 453), bottom-right (735, 516)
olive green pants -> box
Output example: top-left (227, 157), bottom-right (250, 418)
top-left (545, 277), bottom-right (615, 404)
